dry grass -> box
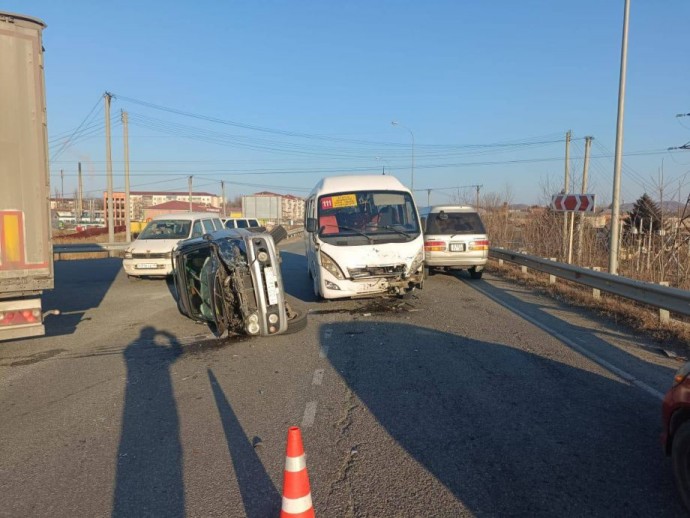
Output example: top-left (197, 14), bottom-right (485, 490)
top-left (486, 260), bottom-right (690, 356)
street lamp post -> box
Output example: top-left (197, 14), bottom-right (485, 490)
top-left (375, 156), bottom-right (390, 175)
top-left (391, 121), bottom-right (415, 191)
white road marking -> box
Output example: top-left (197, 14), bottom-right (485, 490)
top-left (302, 401), bottom-right (317, 427)
top-left (312, 369), bottom-right (324, 385)
top-left (468, 281), bottom-right (665, 401)
top-left (319, 345), bottom-right (330, 358)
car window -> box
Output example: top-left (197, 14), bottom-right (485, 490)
top-left (426, 212), bottom-right (486, 235)
top-left (212, 218), bottom-right (223, 230)
top-left (202, 219), bottom-right (215, 233)
top-left (139, 220), bottom-right (192, 240)
top-left (191, 220), bottom-right (204, 238)
top-left (224, 219), bottom-right (236, 229)
top-left (248, 219), bottom-right (260, 228)
top-left (237, 219), bottom-right (249, 228)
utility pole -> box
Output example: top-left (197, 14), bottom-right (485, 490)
top-left (608, 0), bottom-right (631, 275)
top-left (475, 185), bottom-right (482, 210)
top-left (122, 110), bottom-right (131, 242)
top-left (221, 180), bottom-right (226, 218)
top-left (562, 130), bottom-right (571, 260)
top-left (576, 136), bottom-right (593, 263)
top-left (60, 169), bottom-right (64, 209)
top-left (104, 92), bottom-right (114, 243)
top-left (188, 176), bottom-right (193, 212)
top-left (427, 189), bottom-right (431, 207)
top-left (77, 162), bottom-right (83, 222)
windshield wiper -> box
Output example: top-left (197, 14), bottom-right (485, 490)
top-left (320, 225), bottom-right (373, 243)
top-left (377, 225), bottom-right (411, 238)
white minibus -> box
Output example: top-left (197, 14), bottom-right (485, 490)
top-left (304, 175), bottom-right (425, 299)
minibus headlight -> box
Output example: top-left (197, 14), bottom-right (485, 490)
top-left (319, 251), bottom-right (345, 280)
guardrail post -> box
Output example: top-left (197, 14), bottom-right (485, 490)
top-left (659, 281), bottom-right (670, 323)
top-left (548, 258), bottom-right (556, 284)
top-left (498, 259), bottom-right (504, 266)
top-left (591, 267), bottom-right (601, 299)
top-left (520, 265), bottom-right (528, 275)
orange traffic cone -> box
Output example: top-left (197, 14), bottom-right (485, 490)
top-left (281, 426), bottom-right (315, 517)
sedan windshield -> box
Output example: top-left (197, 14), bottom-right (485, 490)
top-left (139, 220), bottom-right (192, 240)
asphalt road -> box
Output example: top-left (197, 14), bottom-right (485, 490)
top-left (0, 238), bottom-right (686, 517)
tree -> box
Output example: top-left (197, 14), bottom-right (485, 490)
top-left (624, 193), bottom-right (662, 234)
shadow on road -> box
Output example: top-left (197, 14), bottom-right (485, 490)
top-left (43, 258), bottom-right (122, 337)
top-left (112, 326), bottom-right (184, 518)
top-left (323, 321), bottom-right (685, 516)
top-left (208, 369), bottom-right (281, 517)
top-left (279, 250), bottom-right (317, 303)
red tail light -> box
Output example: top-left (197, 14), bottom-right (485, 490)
top-left (424, 240), bottom-right (446, 252)
top-left (469, 239), bottom-right (490, 251)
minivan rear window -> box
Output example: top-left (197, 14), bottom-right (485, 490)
top-left (426, 212), bottom-right (486, 235)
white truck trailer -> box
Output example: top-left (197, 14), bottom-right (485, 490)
top-left (0, 12), bottom-right (53, 340)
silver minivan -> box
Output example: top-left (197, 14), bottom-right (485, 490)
top-left (420, 205), bottom-right (489, 279)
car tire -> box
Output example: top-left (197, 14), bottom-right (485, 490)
top-left (283, 300), bottom-right (308, 335)
top-left (469, 267), bottom-right (483, 280)
top-left (673, 421), bottom-right (690, 511)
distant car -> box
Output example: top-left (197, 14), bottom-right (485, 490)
top-left (662, 362), bottom-right (690, 511)
top-left (419, 205), bottom-right (489, 279)
top-left (223, 218), bottom-right (266, 232)
top-left (123, 213), bottom-right (224, 278)
top-left (171, 227), bottom-right (306, 338)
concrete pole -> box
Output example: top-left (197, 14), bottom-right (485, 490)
top-left (576, 136), bottom-right (593, 263)
top-left (188, 176), bottom-right (193, 212)
top-left (77, 162), bottom-right (83, 221)
top-left (562, 130), bottom-right (571, 259)
top-left (608, 0), bottom-right (631, 275)
top-left (104, 92), bottom-right (114, 243)
top-left (475, 185), bottom-right (481, 210)
top-left (427, 189), bottom-right (431, 206)
top-left (60, 169), bottom-right (64, 208)
top-left (221, 181), bottom-right (226, 218)
top-left (122, 110), bottom-right (131, 242)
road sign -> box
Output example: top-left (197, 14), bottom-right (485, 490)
top-left (551, 194), bottom-right (595, 212)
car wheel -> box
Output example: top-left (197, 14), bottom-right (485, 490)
top-left (469, 267), bottom-right (483, 280)
top-left (283, 300), bottom-right (308, 334)
top-left (673, 421), bottom-right (690, 511)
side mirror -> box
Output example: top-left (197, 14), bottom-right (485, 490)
top-left (306, 218), bottom-right (318, 233)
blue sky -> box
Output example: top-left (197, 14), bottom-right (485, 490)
top-left (11, 1), bottom-right (690, 206)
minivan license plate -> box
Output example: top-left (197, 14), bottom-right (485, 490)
top-left (136, 263), bottom-right (159, 269)
top-left (450, 243), bottom-right (465, 252)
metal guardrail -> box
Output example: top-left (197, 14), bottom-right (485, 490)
top-left (490, 247), bottom-right (690, 317)
top-left (53, 242), bottom-right (130, 259)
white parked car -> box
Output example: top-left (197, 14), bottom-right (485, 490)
top-left (123, 213), bottom-right (224, 278)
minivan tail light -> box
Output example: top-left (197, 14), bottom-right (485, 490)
top-left (469, 239), bottom-right (490, 251)
top-left (424, 241), bottom-right (446, 252)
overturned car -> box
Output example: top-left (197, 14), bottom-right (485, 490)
top-left (172, 227), bottom-right (306, 338)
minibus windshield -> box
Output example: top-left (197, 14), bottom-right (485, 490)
top-left (317, 190), bottom-right (420, 240)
